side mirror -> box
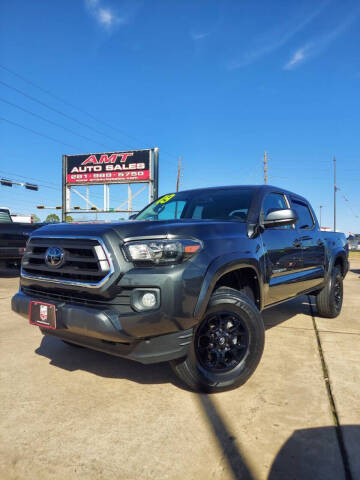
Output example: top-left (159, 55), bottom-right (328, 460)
top-left (264, 208), bottom-right (298, 228)
top-left (129, 214), bottom-right (137, 220)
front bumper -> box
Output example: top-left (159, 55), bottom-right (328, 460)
top-left (11, 291), bottom-right (193, 364)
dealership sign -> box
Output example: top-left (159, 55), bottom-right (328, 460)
top-left (64, 149), bottom-right (152, 185)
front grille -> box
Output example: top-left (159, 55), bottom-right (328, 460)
top-left (21, 237), bottom-right (114, 287)
top-left (21, 286), bottom-right (131, 306)
top-left (0, 233), bottom-right (27, 248)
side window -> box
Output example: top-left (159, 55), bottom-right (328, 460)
top-left (292, 199), bottom-right (314, 230)
top-left (192, 205), bottom-right (204, 219)
top-left (263, 193), bottom-right (290, 229)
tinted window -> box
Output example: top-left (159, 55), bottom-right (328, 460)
top-left (136, 189), bottom-right (253, 221)
top-left (292, 200), bottom-right (314, 229)
top-left (263, 193), bottom-right (290, 229)
top-left (157, 200), bottom-right (186, 220)
top-left (263, 193), bottom-right (287, 216)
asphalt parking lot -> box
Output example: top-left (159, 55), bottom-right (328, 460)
top-left (1, 259), bottom-right (359, 480)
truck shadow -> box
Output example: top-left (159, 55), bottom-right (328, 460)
top-left (35, 335), bottom-right (186, 388)
top-left (262, 295), bottom-right (314, 330)
top-left (350, 269), bottom-right (360, 275)
top-left (197, 394), bottom-right (359, 480)
top-left (267, 424), bottom-right (358, 480)
top-left (35, 295), bottom-right (314, 388)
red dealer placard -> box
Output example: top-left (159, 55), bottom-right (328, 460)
top-left (65, 150), bottom-right (151, 185)
top-left (67, 170), bottom-right (150, 184)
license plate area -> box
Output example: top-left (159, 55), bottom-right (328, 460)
top-left (29, 301), bottom-right (56, 329)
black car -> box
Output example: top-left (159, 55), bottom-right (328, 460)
top-left (12, 186), bottom-right (348, 391)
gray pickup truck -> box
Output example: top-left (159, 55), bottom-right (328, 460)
top-left (11, 185), bottom-right (348, 391)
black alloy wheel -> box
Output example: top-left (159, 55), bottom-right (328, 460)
top-left (333, 276), bottom-right (343, 311)
top-left (315, 266), bottom-right (344, 318)
top-left (171, 286), bottom-right (265, 392)
top-left (195, 311), bottom-right (249, 372)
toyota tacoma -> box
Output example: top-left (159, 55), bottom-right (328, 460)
top-left (11, 185), bottom-right (348, 392)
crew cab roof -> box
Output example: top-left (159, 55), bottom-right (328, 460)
top-left (178, 185), bottom-right (309, 204)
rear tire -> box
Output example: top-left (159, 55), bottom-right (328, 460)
top-left (315, 266), bottom-right (343, 318)
top-left (171, 287), bottom-right (265, 392)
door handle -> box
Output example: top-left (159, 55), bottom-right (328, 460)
top-left (293, 239), bottom-right (302, 248)
top-left (317, 239), bottom-right (324, 246)
top-left (299, 235), bottom-right (312, 241)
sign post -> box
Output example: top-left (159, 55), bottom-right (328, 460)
top-left (62, 148), bottom-right (159, 221)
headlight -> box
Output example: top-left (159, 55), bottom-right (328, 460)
top-left (123, 238), bottom-right (202, 265)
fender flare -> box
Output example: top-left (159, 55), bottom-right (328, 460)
top-left (193, 252), bottom-right (264, 321)
top-left (328, 250), bottom-right (348, 278)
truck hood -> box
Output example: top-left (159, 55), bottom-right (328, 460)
top-left (30, 219), bottom-right (249, 242)
top-left (0, 223), bottom-right (43, 235)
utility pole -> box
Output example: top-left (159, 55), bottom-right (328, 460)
top-left (319, 205), bottom-right (323, 228)
top-left (263, 151), bottom-right (268, 184)
top-left (176, 157), bottom-right (182, 192)
top-left (128, 184), bottom-right (132, 215)
top-left (333, 157), bottom-right (337, 231)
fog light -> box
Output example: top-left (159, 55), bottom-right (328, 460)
top-left (130, 288), bottom-right (160, 312)
top-left (141, 292), bottom-right (156, 308)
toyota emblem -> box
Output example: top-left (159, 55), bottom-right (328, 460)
top-left (45, 246), bottom-right (64, 268)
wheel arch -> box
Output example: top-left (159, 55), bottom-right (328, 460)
top-left (329, 250), bottom-right (348, 278)
top-left (193, 254), bottom-right (264, 321)
top-left (334, 253), bottom-right (346, 277)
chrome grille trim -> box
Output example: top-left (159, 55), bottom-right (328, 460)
top-left (20, 235), bottom-right (115, 288)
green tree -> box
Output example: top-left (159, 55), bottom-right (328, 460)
top-left (45, 214), bottom-right (60, 223)
top-left (65, 215), bottom-right (73, 223)
top-left (31, 213), bottom-right (41, 223)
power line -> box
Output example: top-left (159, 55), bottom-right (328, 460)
top-left (0, 64), bottom-right (179, 164)
top-left (0, 115), bottom-right (82, 150)
top-left (0, 96), bottom-right (110, 149)
top-left (0, 64), bottom-right (151, 147)
top-left (0, 79), bottom-right (132, 150)
top-left (338, 187), bottom-right (359, 220)
top-left (0, 169), bottom-right (59, 187)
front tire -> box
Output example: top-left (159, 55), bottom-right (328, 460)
top-left (171, 287), bottom-right (265, 392)
top-left (315, 266), bottom-right (343, 318)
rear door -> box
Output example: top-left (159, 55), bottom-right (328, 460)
top-left (260, 192), bottom-right (303, 305)
top-left (290, 197), bottom-right (325, 290)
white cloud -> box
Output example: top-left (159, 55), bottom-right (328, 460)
top-left (84, 0), bottom-right (125, 30)
top-left (98, 8), bottom-right (115, 27)
top-left (191, 31), bottom-right (211, 41)
top-left (284, 47), bottom-right (307, 69)
top-left (227, 1), bottom-right (329, 70)
top-left (284, 10), bottom-right (360, 70)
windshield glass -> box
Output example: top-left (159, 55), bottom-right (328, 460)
top-left (0, 209), bottom-right (12, 223)
top-left (135, 189), bottom-right (253, 222)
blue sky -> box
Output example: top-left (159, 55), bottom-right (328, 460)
top-left (0, 0), bottom-right (359, 232)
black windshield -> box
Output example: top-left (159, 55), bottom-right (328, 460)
top-left (135, 189), bottom-right (253, 222)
